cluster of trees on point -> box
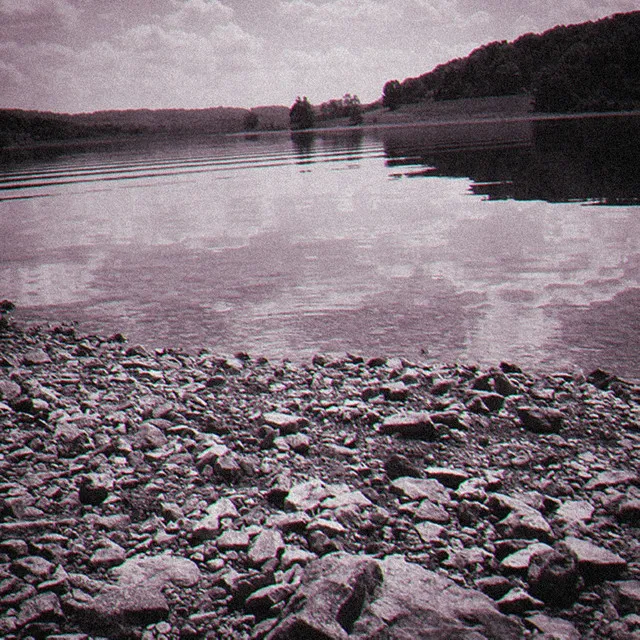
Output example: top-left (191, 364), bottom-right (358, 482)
top-left (289, 93), bottom-right (364, 130)
top-left (382, 11), bottom-right (640, 113)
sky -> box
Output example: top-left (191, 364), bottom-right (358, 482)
top-left (0, 0), bottom-right (637, 113)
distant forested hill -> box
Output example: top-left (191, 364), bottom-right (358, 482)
top-left (382, 11), bottom-right (640, 113)
top-left (0, 106), bottom-right (290, 150)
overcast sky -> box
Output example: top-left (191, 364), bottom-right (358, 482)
top-left (0, 0), bottom-right (636, 113)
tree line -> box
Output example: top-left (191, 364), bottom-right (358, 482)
top-left (382, 11), bottom-right (640, 113)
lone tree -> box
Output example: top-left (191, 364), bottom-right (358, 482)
top-left (289, 96), bottom-right (315, 130)
top-left (382, 80), bottom-right (403, 110)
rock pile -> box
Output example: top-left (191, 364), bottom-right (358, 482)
top-left (0, 313), bottom-right (638, 639)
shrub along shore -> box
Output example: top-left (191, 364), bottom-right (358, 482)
top-left (0, 309), bottom-right (638, 639)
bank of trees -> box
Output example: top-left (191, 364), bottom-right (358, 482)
top-left (289, 93), bottom-right (364, 129)
top-left (382, 11), bottom-right (640, 113)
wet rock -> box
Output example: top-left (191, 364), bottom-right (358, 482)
top-left (562, 536), bottom-right (627, 582)
top-left (517, 407), bottom-right (564, 434)
top-left (379, 412), bottom-right (436, 439)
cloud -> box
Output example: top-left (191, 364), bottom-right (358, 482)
top-left (0, 0), bottom-right (636, 111)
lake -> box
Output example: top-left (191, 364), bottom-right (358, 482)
top-left (1, 115), bottom-right (639, 380)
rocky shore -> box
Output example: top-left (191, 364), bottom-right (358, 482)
top-left (0, 309), bottom-right (638, 639)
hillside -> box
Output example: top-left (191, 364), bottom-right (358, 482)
top-left (383, 11), bottom-right (640, 113)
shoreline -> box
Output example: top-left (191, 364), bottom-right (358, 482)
top-left (2, 106), bottom-right (640, 159)
top-left (0, 311), bottom-right (638, 638)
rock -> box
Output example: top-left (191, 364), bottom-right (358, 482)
top-left (17, 592), bottom-right (63, 627)
top-left (500, 543), bottom-right (553, 573)
top-left (497, 587), bottom-right (544, 614)
top-left (113, 553), bottom-right (201, 589)
top-left (425, 466), bottom-right (470, 489)
top-left (517, 406), bottom-right (564, 434)
top-left (562, 536), bottom-right (627, 582)
top-left (379, 412), bottom-right (436, 439)
top-left (268, 553), bottom-right (523, 640)
top-left (617, 499), bottom-right (640, 524)
top-left (12, 555), bottom-right (55, 580)
top-left (22, 348), bottom-right (52, 366)
top-left (476, 576), bottom-right (513, 600)
top-left (285, 479), bottom-right (331, 512)
top-left (245, 583), bottom-right (295, 616)
top-left (384, 453), bottom-right (422, 479)
top-left (263, 412), bottom-right (308, 435)
top-left (555, 500), bottom-right (594, 525)
top-left (489, 493), bottom-right (554, 542)
top-left (217, 529), bottom-right (251, 551)
top-left (78, 474), bottom-right (113, 506)
top-left (527, 547), bottom-right (580, 606)
top-left (413, 499), bottom-right (450, 524)
top-left (266, 552), bottom-right (383, 640)
top-left (526, 613), bottom-right (581, 640)
top-left (585, 470), bottom-right (638, 490)
top-left (248, 529), bottom-right (285, 566)
top-left (89, 542), bottom-right (127, 569)
top-left (415, 521), bottom-right (446, 543)
top-left (390, 477), bottom-right (450, 503)
top-left (133, 423), bottom-right (167, 450)
top-left (0, 379), bottom-right (21, 401)
top-left (613, 580), bottom-right (640, 614)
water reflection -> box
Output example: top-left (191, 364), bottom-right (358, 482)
top-left (1, 116), bottom-right (639, 379)
top-left (382, 116), bottom-right (640, 205)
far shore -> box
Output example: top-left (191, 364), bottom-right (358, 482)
top-left (2, 95), bottom-right (640, 159)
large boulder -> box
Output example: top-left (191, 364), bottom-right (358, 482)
top-left (267, 553), bottom-right (523, 639)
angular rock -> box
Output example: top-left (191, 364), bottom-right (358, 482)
top-left (133, 423), bottom-right (167, 450)
top-left (384, 454), bottom-right (422, 480)
top-left (112, 553), bottom-right (201, 589)
top-left (585, 470), bottom-right (638, 490)
top-left (285, 479), bottom-right (331, 512)
top-left (17, 592), bottom-right (63, 627)
top-left (517, 406), bottom-right (564, 434)
top-left (268, 553), bottom-right (523, 640)
top-left (78, 474), bottom-right (113, 506)
top-left (526, 613), bottom-right (580, 640)
top-left (217, 529), bottom-right (251, 551)
top-left (555, 500), bottom-right (594, 525)
top-left (562, 536), bottom-right (627, 582)
top-left (248, 529), bottom-right (285, 567)
top-left (527, 547), bottom-right (580, 606)
top-left (415, 521), bottom-right (446, 544)
top-left (89, 542), bottom-right (126, 569)
top-left (497, 587), bottom-right (544, 614)
top-left (379, 412), bottom-right (436, 439)
top-left (391, 477), bottom-right (450, 503)
top-left (489, 493), bottom-right (554, 542)
top-left (500, 542), bottom-right (553, 573)
top-left (263, 412), bottom-right (308, 435)
top-left (425, 466), bottom-right (470, 489)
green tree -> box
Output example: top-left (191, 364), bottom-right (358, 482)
top-left (289, 96), bottom-right (315, 130)
top-left (243, 110), bottom-right (260, 131)
top-left (382, 80), bottom-right (403, 110)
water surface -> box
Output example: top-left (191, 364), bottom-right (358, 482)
top-left (1, 115), bottom-right (639, 379)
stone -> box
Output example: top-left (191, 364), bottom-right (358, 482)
top-left (413, 499), bottom-right (450, 524)
top-left (527, 547), bottom-right (580, 606)
top-left (500, 543), bottom-right (553, 573)
top-left (217, 529), bottom-right (250, 551)
top-left (78, 474), bottom-right (113, 506)
top-left (497, 587), bottom-right (544, 614)
top-left (475, 576), bottom-right (513, 600)
top-left (555, 500), bottom-right (594, 525)
top-left (89, 542), bottom-right (127, 569)
top-left (0, 379), bottom-right (21, 401)
top-left (384, 454), bottom-right (422, 479)
top-left (285, 479), bottom-right (331, 512)
top-left (425, 466), bottom-right (470, 489)
top-left (245, 584), bottom-right (295, 615)
top-left (193, 497), bottom-right (239, 539)
top-left (17, 592), bottom-right (63, 626)
top-left (585, 470), bottom-right (638, 490)
top-left (415, 521), bottom-right (446, 543)
top-left (526, 614), bottom-right (581, 640)
top-left (263, 412), bottom-right (308, 434)
top-left (562, 536), bottom-right (627, 582)
top-left (517, 406), bottom-right (564, 434)
top-left (12, 555), bottom-right (55, 580)
top-left (613, 580), bottom-right (640, 614)
top-left (134, 423), bottom-right (167, 450)
top-left (268, 553), bottom-right (523, 640)
top-left (488, 493), bottom-right (554, 542)
top-left (22, 348), bottom-right (52, 365)
top-left (248, 529), bottom-right (285, 566)
top-left (617, 499), bottom-right (640, 524)
top-left (379, 412), bottom-right (437, 439)
top-left (112, 553), bottom-right (201, 589)
top-left (321, 490), bottom-right (372, 510)
top-left (390, 477), bottom-right (450, 503)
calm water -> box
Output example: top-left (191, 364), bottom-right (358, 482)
top-left (1, 115), bottom-right (639, 379)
